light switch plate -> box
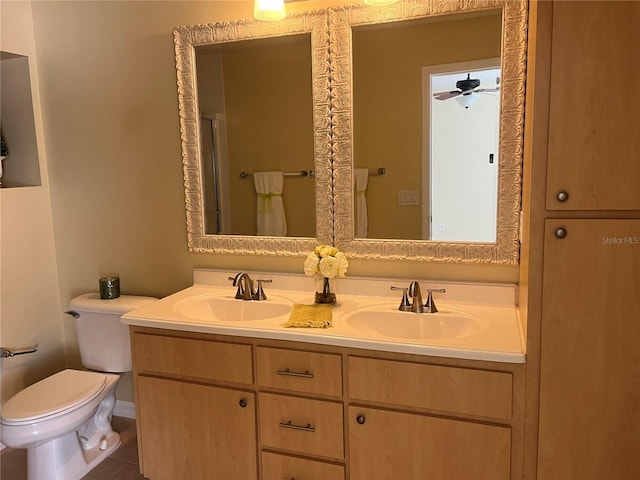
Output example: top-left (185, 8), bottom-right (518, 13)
top-left (398, 190), bottom-right (419, 206)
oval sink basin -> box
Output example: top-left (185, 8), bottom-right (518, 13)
top-left (174, 295), bottom-right (291, 323)
top-left (344, 308), bottom-right (487, 340)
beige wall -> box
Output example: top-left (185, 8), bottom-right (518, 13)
top-left (222, 37), bottom-right (315, 237)
top-left (15, 0), bottom-right (518, 403)
top-left (0, 0), bottom-right (66, 405)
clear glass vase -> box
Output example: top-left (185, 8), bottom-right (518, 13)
top-left (315, 276), bottom-right (336, 304)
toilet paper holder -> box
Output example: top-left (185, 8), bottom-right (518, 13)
top-left (1, 344), bottom-right (39, 358)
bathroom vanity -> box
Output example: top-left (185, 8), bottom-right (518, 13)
top-left (123, 271), bottom-right (525, 480)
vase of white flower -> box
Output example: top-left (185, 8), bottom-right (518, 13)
top-left (304, 245), bottom-right (348, 305)
top-left (317, 276), bottom-right (336, 304)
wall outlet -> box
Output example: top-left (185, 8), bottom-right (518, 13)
top-left (398, 190), bottom-right (419, 206)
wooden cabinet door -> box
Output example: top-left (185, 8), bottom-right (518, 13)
top-left (137, 376), bottom-right (257, 480)
top-left (538, 220), bottom-right (640, 479)
top-left (546, 2), bottom-right (640, 210)
top-left (348, 406), bottom-right (510, 480)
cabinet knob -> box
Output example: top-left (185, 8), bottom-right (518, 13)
top-left (556, 191), bottom-right (569, 202)
top-left (238, 399), bottom-right (247, 408)
top-left (555, 228), bottom-right (567, 239)
top-left (356, 414), bottom-right (366, 425)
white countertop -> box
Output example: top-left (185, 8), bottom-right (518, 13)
top-left (122, 270), bottom-right (525, 364)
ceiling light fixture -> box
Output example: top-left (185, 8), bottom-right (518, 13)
top-left (455, 93), bottom-right (479, 109)
top-left (254, 0), bottom-right (286, 21)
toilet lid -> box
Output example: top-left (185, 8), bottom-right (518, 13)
top-left (0, 369), bottom-right (106, 424)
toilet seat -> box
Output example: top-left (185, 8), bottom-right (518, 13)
top-left (1, 369), bottom-right (106, 425)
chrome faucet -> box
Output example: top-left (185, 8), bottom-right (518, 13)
top-left (391, 283), bottom-right (446, 313)
top-left (409, 281), bottom-right (424, 313)
top-left (230, 272), bottom-right (254, 300)
top-left (229, 273), bottom-right (272, 301)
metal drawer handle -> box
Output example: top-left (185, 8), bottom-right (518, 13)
top-left (278, 420), bottom-right (315, 433)
top-left (276, 368), bottom-right (313, 379)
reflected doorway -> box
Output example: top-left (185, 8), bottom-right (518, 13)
top-left (422, 59), bottom-right (500, 242)
top-left (201, 114), bottom-right (231, 235)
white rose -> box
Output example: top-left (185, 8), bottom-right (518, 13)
top-left (319, 256), bottom-right (339, 278)
top-left (318, 245), bottom-right (334, 258)
top-left (303, 253), bottom-right (319, 277)
top-left (335, 251), bottom-right (348, 277)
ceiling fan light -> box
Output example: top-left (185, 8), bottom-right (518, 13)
top-left (455, 93), bottom-right (479, 109)
top-left (364, 0), bottom-right (399, 6)
top-left (254, 0), bottom-right (286, 21)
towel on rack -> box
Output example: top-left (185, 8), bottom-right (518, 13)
top-left (354, 169), bottom-right (369, 238)
top-left (254, 171), bottom-right (287, 236)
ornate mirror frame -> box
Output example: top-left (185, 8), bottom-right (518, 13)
top-left (330, 0), bottom-right (528, 264)
top-left (174, 10), bottom-right (332, 255)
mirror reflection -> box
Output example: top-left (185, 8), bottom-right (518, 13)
top-left (195, 34), bottom-right (316, 237)
top-left (351, 11), bottom-right (502, 242)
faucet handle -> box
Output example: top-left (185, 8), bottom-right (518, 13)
top-left (390, 286), bottom-right (412, 312)
top-left (228, 275), bottom-right (244, 299)
top-left (252, 279), bottom-right (272, 301)
top-left (424, 288), bottom-right (446, 313)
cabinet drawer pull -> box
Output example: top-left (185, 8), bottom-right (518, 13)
top-left (556, 190), bottom-right (569, 202)
top-left (278, 420), bottom-right (315, 433)
top-left (555, 227), bottom-right (567, 239)
top-left (276, 368), bottom-right (314, 379)
top-left (356, 414), bottom-right (366, 425)
top-left (238, 399), bottom-right (247, 408)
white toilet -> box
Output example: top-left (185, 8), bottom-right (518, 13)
top-left (0, 293), bottom-right (157, 480)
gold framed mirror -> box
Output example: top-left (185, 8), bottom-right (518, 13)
top-left (174, 10), bottom-right (332, 255)
top-left (330, 0), bottom-right (527, 264)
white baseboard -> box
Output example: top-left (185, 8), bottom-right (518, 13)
top-left (113, 400), bottom-right (136, 419)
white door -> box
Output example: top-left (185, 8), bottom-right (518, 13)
top-left (424, 62), bottom-right (500, 242)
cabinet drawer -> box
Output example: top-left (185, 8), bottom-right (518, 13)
top-left (259, 393), bottom-right (344, 459)
top-left (261, 452), bottom-right (345, 480)
top-left (257, 347), bottom-right (342, 396)
top-left (348, 356), bottom-right (512, 420)
top-left (133, 333), bottom-right (252, 384)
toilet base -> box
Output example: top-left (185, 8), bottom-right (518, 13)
top-left (27, 430), bottom-right (121, 480)
top-left (14, 373), bottom-right (123, 480)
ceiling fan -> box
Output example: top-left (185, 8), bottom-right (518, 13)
top-left (432, 73), bottom-right (500, 102)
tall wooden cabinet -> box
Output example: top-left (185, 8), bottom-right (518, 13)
top-left (545, 1), bottom-right (640, 211)
top-left (523, 2), bottom-right (640, 479)
top-left (538, 220), bottom-right (640, 478)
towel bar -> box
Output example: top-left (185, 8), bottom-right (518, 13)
top-left (240, 170), bottom-right (315, 178)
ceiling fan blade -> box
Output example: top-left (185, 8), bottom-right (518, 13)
top-left (476, 87), bottom-right (500, 93)
top-left (433, 90), bottom-right (461, 100)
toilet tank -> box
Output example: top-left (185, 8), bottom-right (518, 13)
top-left (68, 293), bottom-right (158, 373)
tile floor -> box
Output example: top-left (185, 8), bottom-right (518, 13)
top-left (0, 416), bottom-right (145, 480)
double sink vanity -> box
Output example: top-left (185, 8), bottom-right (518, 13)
top-left (122, 269), bottom-right (525, 480)
top-left (137, 1), bottom-right (529, 475)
